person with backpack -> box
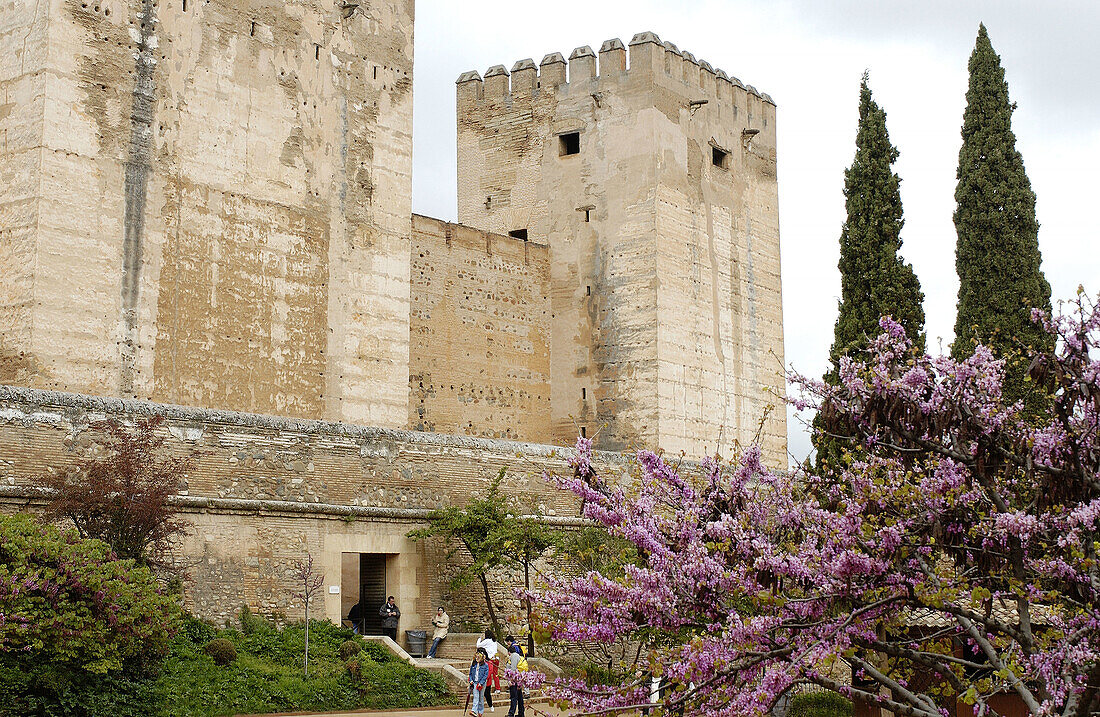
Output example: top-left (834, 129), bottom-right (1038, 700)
top-left (468, 648), bottom-right (490, 716)
top-left (504, 635), bottom-right (526, 717)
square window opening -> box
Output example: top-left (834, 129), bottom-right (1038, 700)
top-left (712, 146), bottom-right (729, 169)
top-left (509, 228), bottom-right (528, 241)
top-left (559, 132), bottom-right (580, 156)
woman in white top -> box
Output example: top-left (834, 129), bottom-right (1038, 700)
top-left (475, 630), bottom-right (502, 709)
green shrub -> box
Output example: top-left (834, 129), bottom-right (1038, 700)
top-left (0, 514), bottom-right (179, 716)
top-left (340, 639), bottom-right (363, 662)
top-left (178, 614), bottom-right (217, 648)
top-left (358, 640), bottom-right (395, 663)
top-left (788, 690), bottom-right (854, 717)
top-left (230, 619), bottom-right (356, 669)
top-left (350, 658), bottom-right (454, 709)
top-left (156, 652), bottom-right (360, 717)
top-left (238, 604), bottom-right (271, 635)
top-left (574, 661), bottom-right (631, 687)
top-left (202, 639), bottom-right (237, 666)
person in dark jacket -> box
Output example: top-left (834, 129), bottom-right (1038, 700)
top-left (505, 635), bottom-right (525, 717)
top-left (347, 600), bottom-right (364, 634)
top-left (379, 595), bottom-right (400, 641)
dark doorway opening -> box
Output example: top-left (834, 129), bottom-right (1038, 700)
top-left (343, 552), bottom-right (387, 634)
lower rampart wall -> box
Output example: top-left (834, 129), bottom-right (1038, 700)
top-left (0, 385), bottom-right (626, 643)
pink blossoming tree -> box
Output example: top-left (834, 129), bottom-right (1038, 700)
top-left (531, 292), bottom-right (1100, 717)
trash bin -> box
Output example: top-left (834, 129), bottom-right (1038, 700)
top-left (405, 629), bottom-right (428, 657)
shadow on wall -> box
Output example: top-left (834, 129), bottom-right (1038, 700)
top-left (0, 339), bottom-right (41, 386)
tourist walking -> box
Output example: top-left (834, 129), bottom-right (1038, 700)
top-left (505, 635), bottom-right (525, 717)
top-left (379, 595), bottom-right (400, 641)
top-left (426, 606), bottom-right (449, 658)
top-left (476, 629), bottom-right (502, 710)
top-left (468, 648), bottom-right (490, 716)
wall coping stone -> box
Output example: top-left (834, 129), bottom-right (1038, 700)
top-left (0, 384), bottom-right (629, 465)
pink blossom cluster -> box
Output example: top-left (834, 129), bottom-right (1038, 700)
top-left (530, 293), bottom-right (1100, 717)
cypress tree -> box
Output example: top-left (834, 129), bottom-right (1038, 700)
top-left (828, 74), bottom-right (926, 364)
top-left (953, 24), bottom-right (1052, 404)
top-left (814, 75), bottom-right (925, 467)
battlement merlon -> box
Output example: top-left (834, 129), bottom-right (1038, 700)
top-left (455, 31), bottom-right (775, 111)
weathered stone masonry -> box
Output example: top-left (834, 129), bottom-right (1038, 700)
top-left (456, 32), bottom-right (786, 464)
top-left (0, 384), bottom-right (626, 632)
top-left (0, 0), bottom-right (415, 428)
top-left (409, 215), bottom-right (551, 442)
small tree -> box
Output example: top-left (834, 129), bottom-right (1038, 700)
top-left (292, 553), bottom-right (325, 676)
top-left (33, 416), bottom-right (192, 568)
top-left (0, 514), bottom-right (180, 713)
top-left (496, 509), bottom-right (560, 657)
top-left (408, 470), bottom-right (511, 637)
top-left (533, 291), bottom-right (1100, 717)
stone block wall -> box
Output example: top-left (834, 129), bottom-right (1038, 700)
top-left (0, 0), bottom-right (415, 429)
top-left (409, 215), bottom-right (551, 441)
top-left (0, 384), bottom-right (624, 633)
top-left (455, 32), bottom-right (786, 465)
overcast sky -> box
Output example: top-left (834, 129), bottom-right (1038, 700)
top-left (409, 1), bottom-right (1100, 467)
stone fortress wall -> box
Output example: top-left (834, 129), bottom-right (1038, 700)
top-left (0, 384), bottom-right (619, 630)
top-left (0, 0), bottom-right (415, 428)
top-left (455, 33), bottom-right (786, 463)
top-left (0, 0), bottom-right (788, 634)
top-left (409, 214), bottom-right (551, 441)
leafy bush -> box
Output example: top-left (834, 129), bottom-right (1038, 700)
top-left (787, 690), bottom-right (854, 717)
top-left (574, 661), bottom-right (631, 687)
top-left (0, 513), bottom-right (180, 716)
top-left (358, 640), bottom-right (396, 664)
top-left (349, 658), bottom-right (453, 709)
top-left (156, 617), bottom-right (453, 716)
top-left (203, 639), bottom-right (237, 666)
top-left (238, 604), bottom-right (270, 635)
top-left (340, 639), bottom-right (363, 662)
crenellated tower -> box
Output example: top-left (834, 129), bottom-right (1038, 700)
top-left (456, 32), bottom-right (786, 464)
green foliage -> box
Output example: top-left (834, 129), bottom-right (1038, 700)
top-left (829, 73), bottom-right (926, 363)
top-left (816, 74), bottom-right (925, 471)
top-left (238, 604), bottom-right (270, 635)
top-left (574, 660), bottom-right (632, 687)
top-left (202, 639), bottom-right (237, 666)
top-left (340, 639), bottom-right (363, 661)
top-left (559, 526), bottom-right (637, 579)
top-left (0, 513), bottom-right (180, 716)
top-left (953, 24), bottom-right (1052, 409)
top-left (357, 639), bottom-right (397, 663)
top-left (346, 657), bottom-right (453, 709)
top-left (157, 619), bottom-right (451, 716)
top-left (408, 468), bottom-right (564, 639)
top-left (787, 690), bottom-right (854, 717)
